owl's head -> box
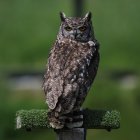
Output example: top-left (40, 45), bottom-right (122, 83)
top-left (58, 12), bottom-right (94, 42)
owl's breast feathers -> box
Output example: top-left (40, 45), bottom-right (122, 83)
top-left (43, 38), bottom-right (99, 114)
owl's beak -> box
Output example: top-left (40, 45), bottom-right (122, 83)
top-left (73, 30), bottom-right (77, 39)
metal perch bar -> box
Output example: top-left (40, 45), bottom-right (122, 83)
top-left (16, 109), bottom-right (120, 131)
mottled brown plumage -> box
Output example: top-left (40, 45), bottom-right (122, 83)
top-left (43, 12), bottom-right (100, 129)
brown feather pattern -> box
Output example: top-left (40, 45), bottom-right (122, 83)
top-left (43, 37), bottom-right (99, 128)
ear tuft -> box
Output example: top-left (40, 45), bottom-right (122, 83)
top-left (84, 12), bottom-right (92, 21)
top-left (60, 12), bottom-right (66, 22)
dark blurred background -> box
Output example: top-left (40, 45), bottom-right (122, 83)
top-left (0, 0), bottom-right (140, 140)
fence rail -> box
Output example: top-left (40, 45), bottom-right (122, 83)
top-left (16, 109), bottom-right (120, 131)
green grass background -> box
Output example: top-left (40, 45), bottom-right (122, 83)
top-left (0, 0), bottom-right (140, 140)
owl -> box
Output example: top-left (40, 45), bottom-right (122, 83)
top-left (43, 12), bottom-right (100, 129)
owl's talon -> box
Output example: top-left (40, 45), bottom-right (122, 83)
top-left (50, 122), bottom-right (64, 129)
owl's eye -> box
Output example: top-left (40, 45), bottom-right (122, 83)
top-left (65, 26), bottom-right (72, 31)
top-left (79, 26), bottom-right (87, 31)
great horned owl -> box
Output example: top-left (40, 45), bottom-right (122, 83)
top-left (43, 12), bottom-right (100, 129)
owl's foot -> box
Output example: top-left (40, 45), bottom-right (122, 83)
top-left (49, 121), bottom-right (64, 129)
top-left (47, 111), bottom-right (64, 129)
top-left (49, 116), bottom-right (64, 129)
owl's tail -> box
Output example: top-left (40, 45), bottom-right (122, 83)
top-left (47, 110), bottom-right (83, 129)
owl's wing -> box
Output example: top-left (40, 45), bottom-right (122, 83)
top-left (43, 41), bottom-right (63, 110)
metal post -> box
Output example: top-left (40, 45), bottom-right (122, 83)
top-left (73, 0), bottom-right (84, 17)
top-left (55, 128), bottom-right (87, 140)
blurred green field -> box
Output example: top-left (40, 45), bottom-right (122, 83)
top-left (0, 0), bottom-right (140, 140)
